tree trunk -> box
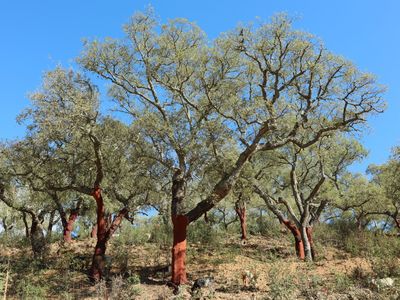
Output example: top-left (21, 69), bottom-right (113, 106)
top-left (63, 209), bottom-right (80, 243)
top-left (47, 210), bottom-right (56, 240)
top-left (301, 226), bottom-right (312, 261)
top-left (282, 220), bottom-right (304, 259)
top-left (170, 168), bottom-right (189, 285)
top-left (22, 212), bottom-right (30, 238)
top-left (356, 213), bottom-right (365, 231)
top-left (30, 217), bottom-right (47, 259)
top-left (89, 187), bottom-right (128, 282)
top-left (394, 218), bottom-right (400, 231)
top-left (306, 227), bottom-right (316, 260)
top-left (90, 224), bottom-right (97, 238)
top-left (171, 215), bottom-right (189, 285)
top-left (89, 187), bottom-right (107, 282)
top-left (204, 211), bottom-right (209, 223)
top-left (235, 200), bottom-right (247, 240)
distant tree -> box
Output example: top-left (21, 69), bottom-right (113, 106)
top-left (368, 147), bottom-right (400, 232)
top-left (332, 173), bottom-right (384, 231)
top-left (0, 159), bottom-right (54, 258)
top-left (254, 136), bottom-right (366, 261)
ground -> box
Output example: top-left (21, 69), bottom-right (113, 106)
top-left (1, 233), bottom-right (399, 299)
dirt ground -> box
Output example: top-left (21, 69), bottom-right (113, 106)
top-left (1, 234), bottom-right (398, 299)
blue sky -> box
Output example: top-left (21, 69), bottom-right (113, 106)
top-left (0, 0), bottom-right (399, 172)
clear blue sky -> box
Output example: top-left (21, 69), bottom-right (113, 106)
top-left (0, 0), bottom-right (399, 172)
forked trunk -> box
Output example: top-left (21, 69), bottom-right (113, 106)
top-left (171, 215), bottom-right (189, 285)
top-left (282, 220), bottom-right (304, 260)
top-left (89, 187), bottom-right (107, 282)
top-left (89, 188), bottom-right (128, 282)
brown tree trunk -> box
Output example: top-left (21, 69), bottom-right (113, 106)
top-left (89, 187), bottom-right (128, 282)
top-left (306, 227), bottom-right (316, 260)
top-left (89, 187), bottom-right (107, 282)
top-left (235, 200), bottom-right (247, 240)
top-left (47, 210), bottom-right (56, 240)
top-left (204, 211), bottom-right (209, 223)
top-left (282, 220), bottom-right (304, 259)
top-left (63, 209), bottom-right (79, 243)
top-left (171, 215), bottom-right (189, 285)
top-left (301, 226), bottom-right (313, 261)
top-left (22, 212), bottom-right (30, 238)
top-left (394, 218), bottom-right (400, 231)
top-left (356, 213), bottom-right (365, 231)
top-left (30, 217), bottom-right (47, 259)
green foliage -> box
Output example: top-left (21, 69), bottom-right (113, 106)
top-left (344, 232), bottom-right (400, 258)
top-left (16, 278), bottom-right (48, 299)
top-left (187, 220), bottom-right (224, 247)
top-left (333, 273), bottom-right (353, 292)
top-left (371, 257), bottom-right (400, 278)
top-left (148, 218), bottom-right (172, 247)
top-left (247, 211), bottom-right (282, 238)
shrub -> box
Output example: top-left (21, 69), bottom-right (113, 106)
top-left (333, 273), bottom-right (353, 292)
top-left (247, 212), bottom-right (281, 238)
top-left (371, 257), bottom-right (400, 278)
top-left (188, 220), bottom-right (224, 247)
top-left (267, 265), bottom-right (297, 299)
top-left (17, 278), bottom-right (48, 299)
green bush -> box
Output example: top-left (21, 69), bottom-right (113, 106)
top-left (247, 212), bottom-right (282, 238)
top-left (371, 257), bottom-right (400, 278)
top-left (148, 218), bottom-right (172, 247)
top-left (344, 231), bottom-right (400, 258)
top-left (333, 273), bottom-right (353, 293)
top-left (17, 279), bottom-right (48, 299)
top-left (188, 220), bottom-right (224, 247)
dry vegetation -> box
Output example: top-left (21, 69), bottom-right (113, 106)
top-left (1, 221), bottom-right (399, 300)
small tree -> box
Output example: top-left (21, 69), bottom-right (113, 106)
top-left (0, 172), bottom-right (53, 258)
top-left (253, 135), bottom-right (366, 260)
top-left (367, 147), bottom-right (400, 232)
top-left (332, 173), bottom-right (384, 231)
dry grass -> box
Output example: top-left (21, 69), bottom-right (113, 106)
top-left (1, 234), bottom-right (399, 299)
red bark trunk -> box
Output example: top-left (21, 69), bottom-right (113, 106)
top-left (282, 220), bottom-right (305, 260)
top-left (89, 187), bottom-right (128, 282)
top-left (89, 187), bottom-right (107, 282)
top-left (63, 210), bottom-right (79, 243)
top-left (306, 227), bottom-right (316, 260)
top-left (171, 215), bottom-right (189, 285)
top-left (235, 207), bottom-right (247, 240)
